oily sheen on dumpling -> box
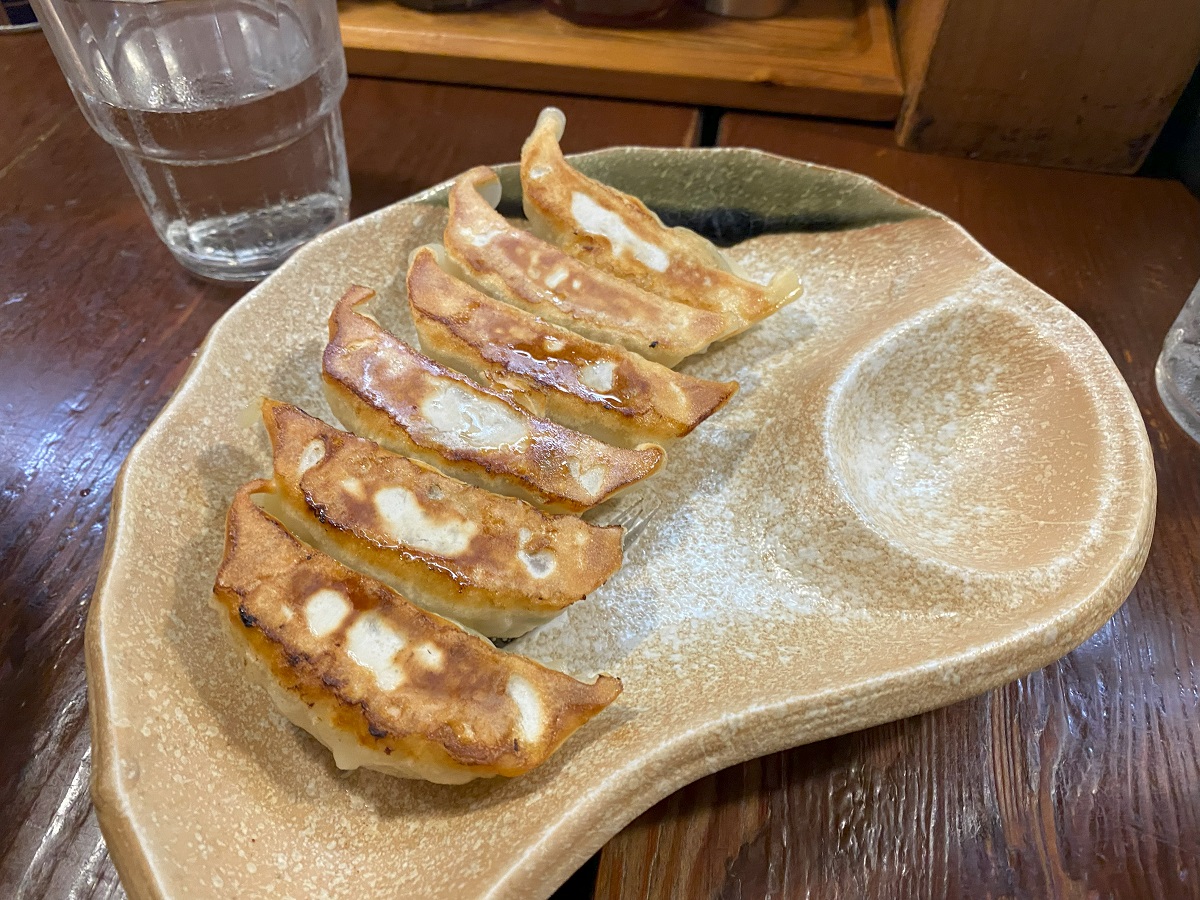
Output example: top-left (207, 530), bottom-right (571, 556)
top-left (321, 285), bottom-right (665, 513)
top-left (260, 399), bottom-right (624, 638)
top-left (443, 165), bottom-right (730, 367)
top-left (520, 107), bottom-right (802, 336)
top-left (407, 247), bottom-right (738, 448)
top-left (212, 481), bottom-right (622, 784)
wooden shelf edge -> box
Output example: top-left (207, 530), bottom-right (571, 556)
top-left (339, 0), bottom-right (904, 121)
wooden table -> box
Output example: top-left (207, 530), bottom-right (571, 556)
top-left (3, 30), bottom-right (1199, 900)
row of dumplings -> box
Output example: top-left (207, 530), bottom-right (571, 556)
top-left (211, 109), bottom-right (802, 785)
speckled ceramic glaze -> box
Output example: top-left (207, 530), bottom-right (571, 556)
top-left (87, 149), bottom-right (1155, 900)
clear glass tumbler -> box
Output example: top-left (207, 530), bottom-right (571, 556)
top-left (1157, 277), bottom-right (1200, 443)
top-left (32, 0), bottom-right (350, 282)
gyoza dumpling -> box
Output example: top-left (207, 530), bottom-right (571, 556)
top-left (443, 166), bottom-right (730, 367)
top-left (520, 107), bottom-right (802, 335)
top-left (408, 247), bottom-right (738, 448)
top-left (321, 285), bottom-right (665, 514)
top-left (260, 400), bottom-right (624, 638)
top-left (212, 481), bottom-right (621, 784)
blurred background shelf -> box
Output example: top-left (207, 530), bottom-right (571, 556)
top-left (338, 0), bottom-right (903, 120)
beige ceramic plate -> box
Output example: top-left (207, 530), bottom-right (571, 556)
top-left (88, 149), bottom-right (1155, 900)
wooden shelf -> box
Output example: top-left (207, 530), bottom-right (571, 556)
top-left (338, 0), bottom-right (903, 121)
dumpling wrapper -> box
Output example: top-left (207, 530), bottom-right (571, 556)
top-left (212, 481), bottom-right (621, 784)
top-left (443, 165), bottom-right (731, 367)
top-left (260, 399), bottom-right (624, 638)
top-left (321, 285), bottom-right (665, 514)
top-left (408, 247), bottom-right (738, 448)
top-left (520, 107), bottom-right (802, 335)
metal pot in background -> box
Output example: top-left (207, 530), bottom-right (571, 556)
top-left (395, 0), bottom-right (500, 9)
top-left (698, 0), bottom-right (794, 18)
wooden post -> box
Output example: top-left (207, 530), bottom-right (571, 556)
top-left (895, 0), bottom-right (1200, 173)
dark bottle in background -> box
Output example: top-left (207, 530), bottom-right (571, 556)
top-left (543, 0), bottom-right (681, 27)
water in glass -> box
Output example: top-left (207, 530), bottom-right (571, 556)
top-left (36, 0), bottom-right (350, 281)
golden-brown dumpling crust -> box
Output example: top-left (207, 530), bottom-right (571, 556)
top-left (520, 108), bottom-right (802, 336)
top-left (212, 481), bottom-right (622, 784)
top-left (321, 285), bottom-right (665, 514)
top-left (408, 248), bottom-right (738, 448)
top-left (261, 399), bottom-right (624, 638)
top-left (444, 166), bottom-right (730, 367)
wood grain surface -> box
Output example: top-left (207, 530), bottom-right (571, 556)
top-left (339, 0), bottom-right (902, 121)
top-left (0, 32), bottom-right (695, 899)
top-left (591, 114), bottom-right (1200, 899)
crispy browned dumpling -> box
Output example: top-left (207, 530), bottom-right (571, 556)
top-left (212, 481), bottom-right (622, 784)
top-left (443, 166), bottom-right (730, 367)
top-left (260, 400), bottom-right (624, 638)
top-left (321, 285), bottom-right (665, 514)
top-left (407, 247), bottom-right (738, 448)
top-left (520, 108), bottom-right (802, 335)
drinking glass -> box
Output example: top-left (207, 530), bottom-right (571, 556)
top-left (1157, 277), bottom-right (1200, 443)
top-left (31, 0), bottom-right (351, 282)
